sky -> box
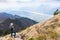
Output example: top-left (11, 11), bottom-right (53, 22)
top-left (0, 0), bottom-right (60, 22)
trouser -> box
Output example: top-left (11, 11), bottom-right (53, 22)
top-left (11, 31), bottom-right (16, 38)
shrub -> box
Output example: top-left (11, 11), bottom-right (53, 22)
top-left (54, 9), bottom-right (59, 15)
top-left (0, 29), bottom-right (10, 36)
top-left (3, 29), bottom-right (10, 36)
top-left (36, 34), bottom-right (46, 40)
top-left (29, 37), bottom-right (34, 40)
top-left (25, 35), bottom-right (29, 40)
top-left (27, 28), bottom-right (31, 33)
top-left (0, 30), bottom-right (3, 36)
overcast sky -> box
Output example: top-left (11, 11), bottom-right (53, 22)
top-left (0, 0), bottom-right (60, 22)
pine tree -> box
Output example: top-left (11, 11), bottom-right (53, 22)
top-left (54, 9), bottom-right (59, 15)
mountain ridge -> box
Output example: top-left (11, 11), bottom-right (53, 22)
top-left (1, 13), bottom-right (59, 40)
top-left (0, 12), bottom-right (37, 37)
top-left (17, 14), bottom-right (60, 40)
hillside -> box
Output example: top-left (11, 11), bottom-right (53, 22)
top-left (1, 14), bottom-right (60, 40)
top-left (0, 17), bottom-right (37, 31)
top-left (0, 13), bottom-right (37, 36)
top-left (20, 14), bottom-right (60, 40)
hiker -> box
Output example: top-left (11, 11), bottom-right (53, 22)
top-left (9, 23), bottom-right (16, 38)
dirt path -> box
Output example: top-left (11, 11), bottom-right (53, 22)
top-left (0, 33), bottom-right (23, 40)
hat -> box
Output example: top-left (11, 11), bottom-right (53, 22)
top-left (10, 23), bottom-right (14, 26)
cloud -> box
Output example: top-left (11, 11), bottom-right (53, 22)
top-left (0, 0), bottom-right (60, 11)
top-left (0, 0), bottom-right (60, 15)
top-left (0, 0), bottom-right (60, 22)
top-left (27, 11), bottom-right (53, 22)
top-left (15, 10), bottom-right (53, 22)
top-left (18, 0), bottom-right (32, 2)
top-left (24, 10), bottom-right (52, 16)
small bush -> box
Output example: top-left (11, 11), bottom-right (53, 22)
top-left (54, 9), bottom-right (59, 15)
top-left (3, 29), bottom-right (10, 35)
top-left (26, 28), bottom-right (31, 33)
top-left (36, 34), bottom-right (46, 40)
top-left (25, 35), bottom-right (29, 40)
top-left (0, 30), bottom-right (3, 36)
top-left (29, 37), bottom-right (34, 40)
top-left (0, 29), bottom-right (10, 36)
top-left (19, 26), bottom-right (29, 32)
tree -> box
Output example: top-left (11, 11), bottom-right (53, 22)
top-left (54, 9), bottom-right (59, 15)
top-left (3, 29), bottom-right (10, 36)
top-left (0, 30), bottom-right (3, 36)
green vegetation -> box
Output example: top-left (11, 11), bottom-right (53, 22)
top-left (27, 28), bottom-right (31, 33)
top-left (3, 29), bottom-right (10, 35)
top-left (36, 34), bottom-right (46, 40)
top-left (54, 9), bottom-right (59, 15)
top-left (29, 37), bottom-right (34, 40)
top-left (0, 29), bottom-right (10, 36)
top-left (19, 26), bottom-right (29, 32)
top-left (25, 35), bottom-right (29, 40)
top-left (0, 30), bottom-right (3, 36)
top-left (0, 26), bottom-right (28, 37)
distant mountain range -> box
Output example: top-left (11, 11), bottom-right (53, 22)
top-left (0, 12), bottom-right (21, 23)
top-left (7, 11), bottom-right (52, 22)
top-left (0, 12), bottom-right (37, 31)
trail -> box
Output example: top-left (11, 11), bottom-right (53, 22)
top-left (0, 33), bottom-right (23, 40)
